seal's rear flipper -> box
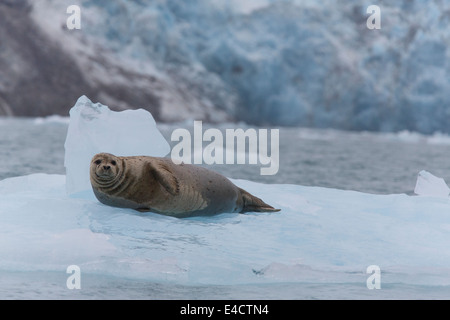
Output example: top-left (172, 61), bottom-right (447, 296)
top-left (239, 188), bottom-right (281, 213)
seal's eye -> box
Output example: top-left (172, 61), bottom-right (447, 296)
top-left (111, 160), bottom-right (117, 166)
top-left (94, 160), bottom-right (102, 165)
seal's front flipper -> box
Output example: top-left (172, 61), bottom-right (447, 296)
top-left (147, 162), bottom-right (180, 196)
top-left (239, 188), bottom-right (281, 213)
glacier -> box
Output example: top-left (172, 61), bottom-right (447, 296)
top-left (2, 98), bottom-right (450, 299)
top-left (22, 0), bottom-right (450, 133)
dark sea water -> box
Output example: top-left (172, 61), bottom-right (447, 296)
top-left (2, 117), bottom-right (450, 195)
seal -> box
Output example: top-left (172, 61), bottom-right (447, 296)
top-left (90, 152), bottom-right (280, 217)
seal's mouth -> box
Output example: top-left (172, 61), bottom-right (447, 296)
top-left (95, 170), bottom-right (115, 179)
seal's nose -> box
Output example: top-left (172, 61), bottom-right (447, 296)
top-left (103, 165), bottom-right (111, 170)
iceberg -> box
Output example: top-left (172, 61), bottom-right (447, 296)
top-left (64, 96), bottom-right (170, 195)
top-left (2, 173), bottom-right (450, 293)
top-left (414, 170), bottom-right (450, 198)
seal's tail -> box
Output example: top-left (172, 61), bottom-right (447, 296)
top-left (239, 188), bottom-right (281, 213)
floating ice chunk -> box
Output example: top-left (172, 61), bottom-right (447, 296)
top-left (64, 95), bottom-right (170, 195)
top-left (33, 115), bottom-right (70, 125)
top-left (414, 170), bottom-right (450, 198)
top-left (4, 172), bottom-right (450, 289)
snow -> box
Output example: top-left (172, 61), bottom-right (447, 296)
top-left (3, 98), bottom-right (450, 294)
top-left (64, 95), bottom-right (170, 195)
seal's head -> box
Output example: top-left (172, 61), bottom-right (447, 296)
top-left (90, 153), bottom-right (121, 182)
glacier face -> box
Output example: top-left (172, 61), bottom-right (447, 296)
top-left (66, 0), bottom-right (450, 132)
top-left (7, 0), bottom-right (450, 133)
